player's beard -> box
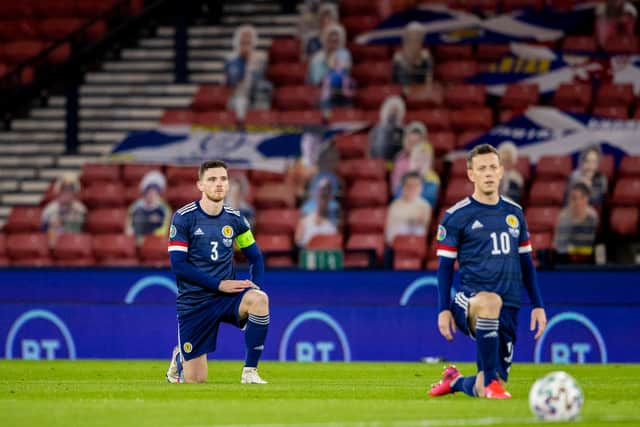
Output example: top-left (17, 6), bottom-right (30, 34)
top-left (205, 190), bottom-right (226, 203)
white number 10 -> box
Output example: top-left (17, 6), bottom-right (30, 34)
top-left (490, 232), bottom-right (511, 255)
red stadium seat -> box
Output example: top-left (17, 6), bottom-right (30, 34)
top-left (166, 184), bottom-right (200, 210)
top-left (443, 178), bottom-right (474, 207)
top-left (435, 60), bottom-right (478, 83)
top-left (455, 130), bottom-right (484, 149)
top-left (253, 183), bottom-right (296, 208)
top-left (4, 206), bottom-right (43, 233)
top-left (592, 106), bottom-right (628, 120)
top-left (255, 208), bottom-right (300, 236)
top-left (405, 84), bottom-right (444, 109)
top-left (80, 163), bottom-right (120, 185)
top-left (348, 44), bottom-right (389, 62)
top-left (455, 0), bottom-right (498, 12)
top-left (165, 165), bottom-right (198, 184)
top-left (74, 0), bottom-right (119, 17)
top-left (279, 110), bottom-right (323, 126)
top-left (562, 35), bottom-right (597, 53)
top-left (476, 43), bottom-right (510, 62)
top-left (553, 83), bottom-right (591, 113)
top-left (80, 182), bottom-right (126, 208)
top-left (525, 206), bottom-right (560, 233)
top-left (268, 38), bottom-right (300, 63)
top-left (52, 233), bottom-right (95, 266)
top-left (516, 156), bottom-right (532, 183)
top-left (611, 178), bottom-right (640, 206)
top-left (306, 233), bottom-right (343, 250)
top-left (449, 157), bottom-right (468, 179)
top-left (392, 234), bottom-right (427, 261)
top-left (256, 233), bottom-right (294, 267)
top-left (267, 62), bottom-right (306, 86)
top-left (436, 44), bottom-right (473, 61)
top-left (595, 83), bottom-right (634, 108)
top-left (341, 0), bottom-right (378, 16)
top-left (36, 18), bottom-right (83, 40)
top-left (603, 36), bottom-right (639, 55)
top-left (121, 164), bottom-right (163, 186)
top-left (500, 84), bottom-right (539, 110)
top-left (160, 110), bottom-right (194, 125)
top-left (444, 84), bottom-right (486, 109)
top-left (355, 84), bottom-right (402, 110)
top-left (393, 256), bottom-right (423, 270)
top-left (92, 234), bottom-right (138, 266)
top-left (535, 155), bottom-right (572, 180)
top-left (328, 108), bottom-right (365, 124)
top-left (249, 169), bottom-right (286, 184)
top-left (342, 15), bottom-right (379, 39)
top-left (345, 180), bottom-right (388, 208)
top-left (609, 207), bottom-right (639, 236)
top-left (345, 233), bottom-right (384, 267)
top-left (6, 232), bottom-right (52, 266)
top-left (244, 109), bottom-right (279, 126)
top-left (529, 231), bottom-right (553, 251)
top-left (528, 180), bottom-right (567, 206)
top-left (352, 61), bottom-right (392, 86)
top-left (334, 133), bottom-right (368, 159)
top-left (139, 235), bottom-right (170, 267)
top-left (273, 86), bottom-right (320, 110)
top-left (347, 207), bottom-right (386, 233)
top-left (405, 108), bottom-right (451, 131)
top-left (194, 111), bottom-right (236, 126)
top-left (190, 85), bottom-right (231, 111)
top-left (619, 156), bottom-right (640, 177)
top-left (0, 234), bottom-right (8, 266)
top-left (430, 131), bottom-right (456, 156)
top-left (599, 154), bottom-right (615, 182)
top-left (450, 107), bottom-right (493, 132)
top-left (0, 20), bottom-right (39, 40)
top-left (502, 0), bottom-right (544, 12)
top-left (338, 158), bottom-right (386, 182)
top-left (85, 208), bottom-right (127, 234)
top-left (0, 3), bottom-right (34, 19)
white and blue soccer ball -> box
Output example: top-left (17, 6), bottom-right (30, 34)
top-left (529, 371), bottom-right (584, 421)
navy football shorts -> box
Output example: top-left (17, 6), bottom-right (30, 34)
top-left (450, 290), bottom-right (519, 382)
top-left (177, 289), bottom-right (249, 361)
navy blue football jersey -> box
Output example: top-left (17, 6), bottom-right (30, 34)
top-left (168, 201), bottom-right (255, 312)
top-left (436, 196), bottom-right (532, 308)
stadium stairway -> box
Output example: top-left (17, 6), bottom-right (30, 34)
top-left (0, 1), bottom-right (296, 228)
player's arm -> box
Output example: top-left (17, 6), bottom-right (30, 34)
top-left (518, 218), bottom-right (547, 339)
top-left (435, 222), bottom-right (458, 341)
top-left (235, 219), bottom-right (264, 287)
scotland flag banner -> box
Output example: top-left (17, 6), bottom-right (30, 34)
top-left (110, 123), bottom-right (365, 170)
top-left (458, 107), bottom-right (640, 162)
top-left (355, 4), bottom-right (595, 45)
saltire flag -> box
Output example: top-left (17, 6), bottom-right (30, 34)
top-left (355, 4), bottom-right (595, 45)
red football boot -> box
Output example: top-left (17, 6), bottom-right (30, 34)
top-left (484, 380), bottom-right (512, 399)
top-left (428, 365), bottom-right (461, 397)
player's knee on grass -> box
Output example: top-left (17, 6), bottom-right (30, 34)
top-left (473, 292), bottom-right (502, 318)
top-left (184, 357), bottom-right (208, 383)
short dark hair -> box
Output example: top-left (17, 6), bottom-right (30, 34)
top-left (401, 171), bottom-right (422, 187)
top-left (198, 160), bottom-right (228, 180)
top-left (467, 144), bottom-right (500, 169)
top-left (570, 181), bottom-right (591, 198)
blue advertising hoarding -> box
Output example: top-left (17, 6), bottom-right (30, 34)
top-left (0, 269), bottom-right (638, 363)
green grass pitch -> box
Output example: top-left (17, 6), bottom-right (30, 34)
top-left (0, 361), bottom-right (638, 427)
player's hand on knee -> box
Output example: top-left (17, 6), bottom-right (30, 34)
top-left (438, 310), bottom-right (456, 342)
top-left (219, 279), bottom-right (256, 293)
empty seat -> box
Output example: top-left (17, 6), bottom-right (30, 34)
top-left (341, 0), bottom-right (378, 16)
top-left (342, 15), bottom-right (379, 39)
top-left (92, 234), bottom-right (138, 266)
top-left (456, 130), bottom-right (484, 149)
top-left (190, 85), bottom-right (231, 111)
top-left (502, 0), bottom-right (544, 11)
top-left (394, 256), bottom-right (423, 270)
top-left (6, 232), bottom-right (52, 266)
top-left (255, 208), bottom-right (300, 236)
top-left (443, 178), bottom-right (474, 207)
top-left (268, 38), bottom-right (300, 63)
top-left (80, 182), bottom-right (126, 208)
top-left (436, 44), bottom-right (473, 61)
top-left (392, 234), bottom-right (427, 261)
top-left (4, 206), bottom-right (43, 233)
top-left (535, 155), bottom-right (572, 180)
top-left (194, 111), bottom-right (236, 126)
top-left (139, 235), bottom-right (170, 267)
top-left (335, 133), bottom-right (368, 159)
top-left (528, 180), bottom-right (567, 206)
top-left (249, 169), bottom-right (286, 184)
top-left (166, 184), bottom-right (201, 210)
top-left (279, 110), bottom-right (323, 126)
top-left (347, 207), bottom-right (386, 233)
top-left (525, 206), bottom-right (560, 233)
top-left (500, 84), bottom-right (539, 110)
top-left (619, 156), bottom-right (640, 177)
top-left (435, 60), bottom-right (478, 83)
top-left (160, 109), bottom-right (194, 125)
top-left (609, 206), bottom-right (639, 236)
top-left (592, 106), bottom-right (628, 119)
top-left (450, 107), bottom-right (493, 132)
top-left (345, 233), bottom-right (384, 267)
top-left (562, 35), bottom-right (597, 53)
top-left (0, 234), bottom-right (7, 266)
top-left (603, 35), bottom-right (639, 55)
top-left (253, 183), bottom-right (296, 208)
top-left (273, 86), bottom-right (320, 110)
top-left (599, 154), bottom-right (615, 182)
top-left (351, 61), bottom-right (392, 86)
top-left (516, 156), bottom-right (532, 183)
top-left (444, 84), bottom-right (486, 109)
top-left (430, 131), bottom-right (456, 156)
top-left (52, 233), bottom-right (95, 266)
top-left (306, 233), bottom-right (343, 250)
top-left (529, 231), bottom-right (553, 251)
top-left (338, 158), bottom-right (386, 182)
top-left (121, 164), bottom-right (163, 186)
top-left (611, 178), bottom-right (640, 206)
top-left (405, 108), bottom-right (451, 131)
top-left (80, 163), bottom-right (120, 185)
top-left (553, 83), bottom-right (591, 113)
top-left (85, 208), bottom-right (127, 234)
top-left (256, 233), bottom-right (294, 267)
top-left (476, 43), bottom-right (510, 62)
top-left (345, 180), bottom-right (388, 208)
top-left (405, 83), bottom-right (444, 109)
top-left (165, 165), bottom-right (198, 184)
top-left (355, 84), bottom-right (402, 110)
top-left (449, 157), bottom-right (468, 179)
top-left (348, 43), bottom-right (389, 62)
top-left (595, 83), bottom-right (634, 108)
top-left (267, 62), bottom-right (306, 86)
top-left (328, 108), bottom-right (364, 124)
top-left (244, 109), bottom-right (279, 126)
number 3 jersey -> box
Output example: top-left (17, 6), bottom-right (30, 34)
top-left (436, 196), bottom-right (532, 308)
top-left (168, 201), bottom-right (255, 310)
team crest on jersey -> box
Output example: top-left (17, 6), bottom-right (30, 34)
top-left (183, 342), bottom-right (192, 353)
top-left (169, 224), bottom-right (177, 238)
top-left (437, 225), bottom-right (447, 241)
top-left (223, 238), bottom-right (233, 247)
top-left (505, 215), bottom-right (519, 228)
top-left (221, 225), bottom-right (234, 238)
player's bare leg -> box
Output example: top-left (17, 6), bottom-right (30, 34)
top-left (238, 289), bottom-right (270, 384)
top-left (183, 353), bottom-right (208, 383)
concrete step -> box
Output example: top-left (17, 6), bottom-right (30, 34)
top-left (223, 3), bottom-right (281, 13)
top-left (1, 193), bottom-right (42, 205)
top-left (80, 84), bottom-right (198, 96)
top-left (121, 48), bottom-right (174, 60)
top-left (187, 61), bottom-right (223, 72)
top-left (21, 180), bottom-right (51, 192)
top-left (57, 155), bottom-right (103, 168)
top-left (79, 143), bottom-right (115, 156)
top-left (0, 156), bottom-right (55, 168)
top-left (103, 61), bottom-right (174, 72)
top-left (0, 180), bottom-right (19, 192)
top-left (86, 72), bottom-right (174, 84)
top-left (189, 73), bottom-right (224, 84)
top-left (39, 168), bottom-right (80, 180)
top-left (0, 168), bottom-right (37, 178)
top-left (11, 120), bottom-right (65, 131)
top-left (0, 143), bottom-right (65, 155)
top-left (80, 120), bottom-right (158, 131)
top-left (79, 108), bottom-right (164, 120)
top-left (0, 132), bottom-right (64, 143)
top-left (139, 38), bottom-right (173, 48)
top-left (79, 131), bottom-right (127, 143)
top-left (79, 96), bottom-right (192, 108)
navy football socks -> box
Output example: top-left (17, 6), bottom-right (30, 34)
top-left (452, 375), bottom-right (478, 397)
top-left (244, 313), bottom-right (269, 368)
top-left (476, 316), bottom-right (500, 387)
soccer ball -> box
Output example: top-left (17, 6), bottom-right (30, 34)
top-left (529, 371), bottom-right (584, 421)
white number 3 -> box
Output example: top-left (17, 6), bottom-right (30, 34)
top-left (210, 241), bottom-right (219, 261)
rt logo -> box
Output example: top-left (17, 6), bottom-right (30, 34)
top-left (279, 310), bottom-right (351, 362)
top-left (4, 310), bottom-right (76, 360)
top-left (534, 311), bottom-right (607, 364)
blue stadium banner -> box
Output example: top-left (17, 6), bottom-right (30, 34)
top-left (355, 4), bottom-right (595, 46)
top-left (1, 269), bottom-right (639, 363)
